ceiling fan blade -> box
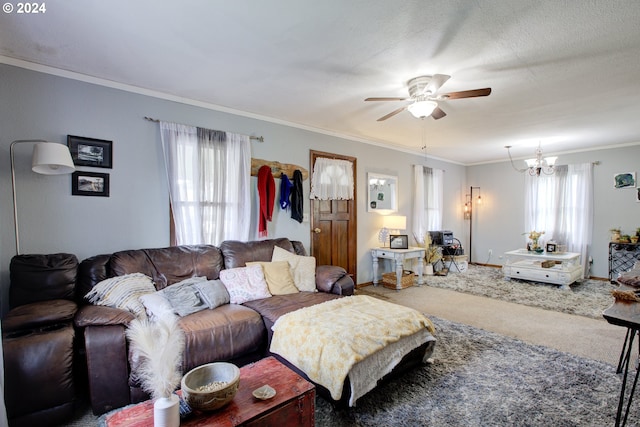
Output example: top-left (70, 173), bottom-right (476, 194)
top-left (423, 74), bottom-right (450, 95)
top-left (431, 106), bottom-right (447, 120)
top-left (377, 106), bottom-right (407, 121)
top-left (365, 97), bottom-right (408, 101)
top-left (439, 88), bottom-right (492, 100)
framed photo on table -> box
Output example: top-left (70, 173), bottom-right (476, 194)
top-left (389, 235), bottom-right (409, 249)
top-left (546, 243), bottom-right (557, 253)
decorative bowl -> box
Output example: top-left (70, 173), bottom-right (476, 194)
top-left (181, 362), bottom-right (240, 411)
top-left (534, 248), bottom-right (544, 254)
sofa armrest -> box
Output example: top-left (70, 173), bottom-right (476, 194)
top-left (315, 265), bottom-right (354, 295)
top-left (74, 305), bottom-right (135, 329)
top-left (2, 299), bottom-right (77, 332)
top-left (84, 324), bottom-right (131, 414)
top-left (331, 275), bottom-right (355, 296)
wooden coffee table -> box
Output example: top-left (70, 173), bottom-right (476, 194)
top-left (103, 356), bottom-right (315, 426)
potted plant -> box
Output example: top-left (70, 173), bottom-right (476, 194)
top-left (423, 233), bottom-right (442, 275)
top-left (619, 234), bottom-right (631, 243)
top-left (610, 228), bottom-right (622, 242)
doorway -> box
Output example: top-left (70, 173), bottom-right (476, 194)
top-left (309, 150), bottom-right (357, 284)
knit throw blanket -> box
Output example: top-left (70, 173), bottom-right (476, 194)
top-left (257, 165), bottom-right (275, 237)
top-left (270, 296), bottom-right (435, 403)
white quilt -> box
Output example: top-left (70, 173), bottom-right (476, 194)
top-left (269, 295), bottom-right (435, 405)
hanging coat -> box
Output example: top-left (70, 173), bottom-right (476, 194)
top-left (258, 165), bottom-right (275, 236)
top-left (280, 173), bottom-right (293, 210)
top-left (291, 169), bottom-right (304, 223)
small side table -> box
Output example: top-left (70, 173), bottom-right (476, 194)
top-left (603, 296), bottom-right (640, 427)
top-left (371, 247), bottom-right (425, 290)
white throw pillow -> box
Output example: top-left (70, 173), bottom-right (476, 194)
top-left (219, 264), bottom-right (272, 304)
top-left (139, 292), bottom-right (174, 321)
top-left (271, 246), bottom-right (317, 292)
top-left (85, 272), bottom-right (156, 318)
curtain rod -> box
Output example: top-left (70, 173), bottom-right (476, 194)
top-left (144, 116), bottom-right (264, 142)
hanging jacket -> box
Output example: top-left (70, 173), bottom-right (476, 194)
top-left (291, 169), bottom-right (304, 223)
top-left (258, 165), bottom-right (275, 236)
top-left (280, 173), bottom-right (293, 210)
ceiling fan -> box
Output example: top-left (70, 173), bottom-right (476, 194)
top-left (365, 75), bottom-right (491, 121)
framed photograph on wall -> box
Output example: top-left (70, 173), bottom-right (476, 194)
top-left (613, 172), bottom-right (636, 189)
top-left (389, 235), bottom-right (409, 250)
top-left (67, 135), bottom-right (113, 168)
top-left (72, 171), bottom-right (110, 197)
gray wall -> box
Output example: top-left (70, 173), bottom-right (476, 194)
top-left (0, 64), bottom-right (466, 315)
top-left (2, 63), bottom-right (638, 316)
top-left (466, 145), bottom-right (640, 278)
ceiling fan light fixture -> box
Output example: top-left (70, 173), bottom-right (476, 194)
top-left (407, 100), bottom-right (438, 118)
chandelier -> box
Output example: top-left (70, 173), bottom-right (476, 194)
top-left (506, 144), bottom-right (557, 176)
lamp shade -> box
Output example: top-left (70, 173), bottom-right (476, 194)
top-left (383, 215), bottom-right (406, 231)
top-left (31, 142), bottom-right (75, 175)
top-left (407, 100), bottom-right (438, 118)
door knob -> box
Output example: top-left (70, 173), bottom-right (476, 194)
top-left (314, 228), bottom-right (321, 233)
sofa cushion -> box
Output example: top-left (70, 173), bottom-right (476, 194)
top-left (139, 292), bottom-right (174, 320)
top-left (243, 292), bottom-right (342, 346)
top-left (271, 246), bottom-right (317, 292)
top-left (85, 273), bottom-right (156, 318)
top-left (2, 300), bottom-right (78, 333)
top-left (219, 238), bottom-right (295, 269)
top-left (219, 265), bottom-right (271, 304)
top-left (246, 261), bottom-right (299, 295)
top-left (109, 245), bottom-right (224, 289)
top-left (9, 253), bottom-right (78, 309)
top-left (159, 277), bottom-right (209, 317)
top-left (177, 304), bottom-right (265, 372)
top-left (194, 280), bottom-right (230, 310)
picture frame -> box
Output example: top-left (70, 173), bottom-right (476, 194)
top-left (613, 172), bottom-right (636, 189)
top-left (389, 234), bottom-right (409, 250)
top-left (72, 171), bottom-right (110, 197)
top-left (546, 243), bottom-right (557, 253)
top-left (67, 135), bottom-right (113, 168)
top-left (367, 172), bottom-right (398, 213)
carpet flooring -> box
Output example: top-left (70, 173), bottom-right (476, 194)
top-left (62, 266), bottom-right (629, 426)
top-left (314, 316), bottom-right (637, 427)
top-left (411, 264), bottom-right (614, 319)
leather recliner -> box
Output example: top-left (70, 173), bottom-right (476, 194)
top-left (2, 253), bottom-right (79, 427)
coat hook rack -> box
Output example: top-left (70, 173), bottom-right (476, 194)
top-left (250, 158), bottom-right (308, 180)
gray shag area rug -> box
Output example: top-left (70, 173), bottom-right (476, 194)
top-left (314, 316), bottom-right (636, 427)
top-left (72, 317), bottom-right (634, 427)
top-left (419, 264), bottom-right (614, 319)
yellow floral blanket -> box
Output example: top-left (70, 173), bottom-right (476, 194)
top-left (270, 295), bottom-right (435, 401)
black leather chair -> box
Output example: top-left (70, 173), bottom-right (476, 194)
top-left (2, 253), bottom-right (78, 427)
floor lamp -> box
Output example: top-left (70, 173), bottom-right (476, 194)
top-left (468, 186), bottom-right (481, 263)
top-left (10, 140), bottom-right (75, 255)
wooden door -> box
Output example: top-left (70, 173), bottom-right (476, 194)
top-left (309, 150), bottom-right (357, 284)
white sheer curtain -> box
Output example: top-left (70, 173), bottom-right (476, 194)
top-left (309, 157), bottom-right (354, 200)
top-left (524, 163), bottom-right (594, 276)
top-left (160, 121), bottom-right (251, 245)
top-left (412, 165), bottom-right (444, 244)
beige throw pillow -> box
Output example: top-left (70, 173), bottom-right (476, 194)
top-left (271, 246), bottom-right (317, 292)
top-left (246, 261), bottom-right (299, 295)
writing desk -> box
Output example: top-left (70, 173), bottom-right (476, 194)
top-left (603, 294), bottom-right (640, 427)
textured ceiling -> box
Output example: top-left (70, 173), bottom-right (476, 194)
top-left (1, 0), bottom-right (640, 164)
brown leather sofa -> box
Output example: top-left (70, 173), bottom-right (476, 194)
top-left (74, 238), bottom-right (354, 415)
top-left (2, 253), bottom-right (79, 427)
